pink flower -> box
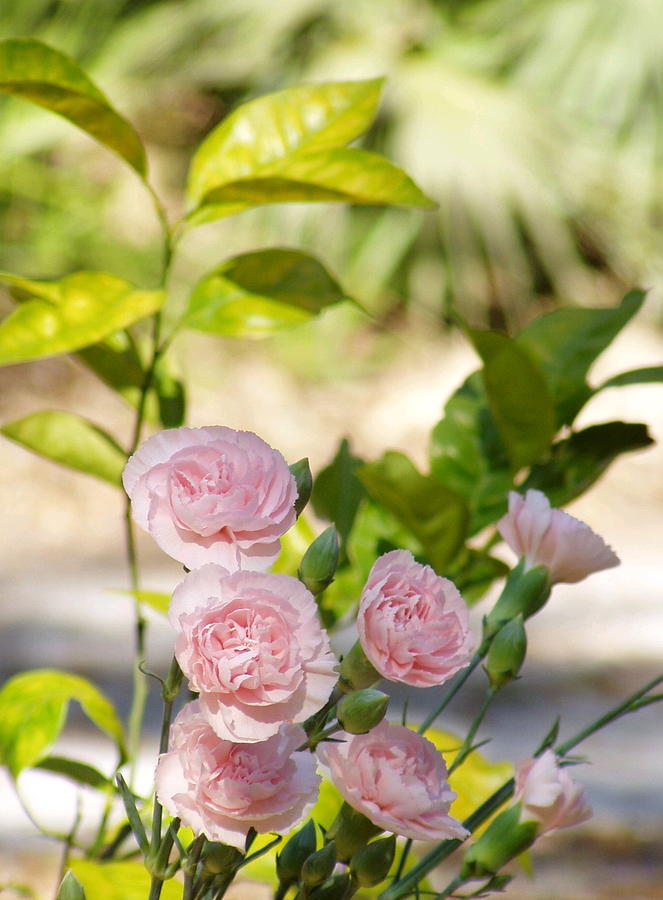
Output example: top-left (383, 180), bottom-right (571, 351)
top-left (170, 565), bottom-right (338, 742)
top-left (156, 702), bottom-right (320, 848)
top-left (317, 721), bottom-right (468, 841)
top-left (497, 490), bottom-right (619, 584)
top-left (514, 750), bottom-right (592, 834)
top-left (122, 426), bottom-right (298, 570)
top-left (357, 550), bottom-right (474, 688)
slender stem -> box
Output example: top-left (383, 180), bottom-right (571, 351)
top-left (418, 650), bottom-right (484, 735)
top-left (434, 875), bottom-right (465, 899)
top-left (183, 835), bottom-right (206, 900)
top-left (448, 688), bottom-right (497, 777)
top-left (57, 795), bottom-right (83, 886)
top-left (393, 838), bottom-right (413, 883)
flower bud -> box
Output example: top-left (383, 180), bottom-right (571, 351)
top-left (56, 872), bottom-right (85, 900)
top-left (483, 562), bottom-right (550, 639)
top-left (338, 641), bottom-right (380, 693)
top-left (350, 834), bottom-right (396, 887)
top-left (201, 842), bottom-right (242, 876)
top-left (276, 819), bottom-right (317, 885)
top-left (298, 526), bottom-right (339, 595)
top-left (459, 805), bottom-right (537, 880)
top-left (290, 458), bottom-right (313, 517)
top-left (484, 616), bottom-right (527, 688)
top-left (327, 802), bottom-right (383, 862)
top-left (301, 841), bottom-right (337, 888)
top-left (337, 689), bottom-right (389, 734)
top-left (308, 873), bottom-right (351, 899)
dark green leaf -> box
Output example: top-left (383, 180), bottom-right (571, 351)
top-left (0, 670), bottom-right (126, 777)
top-left (0, 39), bottom-right (146, 175)
top-left (359, 451), bottom-right (469, 573)
top-left (36, 756), bottom-right (111, 790)
top-left (523, 421), bottom-right (653, 507)
top-left (56, 872), bottom-right (86, 900)
top-left (468, 327), bottom-right (556, 472)
top-left (184, 248), bottom-right (350, 338)
top-left (1, 410), bottom-right (126, 486)
top-left (77, 332), bottom-right (145, 407)
top-left (153, 355), bottom-right (186, 428)
top-left (0, 271), bottom-right (164, 366)
top-left (446, 549), bottom-right (510, 606)
top-left (312, 438), bottom-right (366, 550)
top-left (290, 458), bottom-right (313, 517)
top-left (596, 365), bottom-right (663, 391)
top-left (517, 290), bottom-right (646, 425)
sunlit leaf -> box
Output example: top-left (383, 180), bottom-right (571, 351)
top-left (0, 39), bottom-right (146, 175)
top-left (71, 861), bottom-right (182, 900)
top-left (36, 756), bottom-right (111, 790)
top-left (56, 872), bottom-right (86, 900)
top-left (183, 249), bottom-right (349, 338)
top-left (272, 515), bottom-right (317, 577)
top-left (110, 589), bottom-right (171, 615)
top-left (0, 670), bottom-right (126, 777)
top-left (0, 271), bottom-right (164, 366)
top-left (1, 410), bottom-right (126, 486)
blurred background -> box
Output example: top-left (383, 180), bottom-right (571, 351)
top-left (1, 1), bottom-right (662, 897)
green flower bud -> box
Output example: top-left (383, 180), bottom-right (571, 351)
top-left (56, 871), bottom-right (86, 900)
top-left (338, 641), bottom-right (380, 693)
top-left (485, 616), bottom-right (527, 688)
top-left (484, 562), bottom-right (550, 640)
top-left (290, 458), bottom-right (313, 517)
top-left (327, 802), bottom-right (384, 862)
top-left (276, 819), bottom-right (317, 885)
top-left (301, 841), bottom-right (337, 888)
top-left (460, 805), bottom-right (537, 880)
top-left (350, 834), bottom-right (397, 887)
top-left (298, 526), bottom-right (339, 596)
top-left (337, 689), bottom-right (389, 734)
top-left (201, 842), bottom-right (242, 876)
top-left (308, 873), bottom-right (351, 899)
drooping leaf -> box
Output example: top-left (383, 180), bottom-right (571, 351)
top-left (36, 756), bottom-right (112, 790)
top-left (312, 438), bottom-right (366, 551)
top-left (596, 365), bottom-right (663, 391)
top-left (188, 79), bottom-right (384, 205)
top-left (0, 271), bottom-right (164, 366)
top-left (516, 290), bottom-right (646, 425)
top-left (0, 39), bottom-right (146, 175)
top-left (359, 451), bottom-right (469, 573)
top-left (0, 670), bottom-right (126, 777)
top-left (153, 355), bottom-right (186, 428)
top-left (468, 327), bottom-right (556, 472)
top-left (523, 421), bottom-right (653, 508)
top-left (1, 410), bottom-right (126, 486)
top-left (70, 861), bottom-right (182, 900)
top-left (183, 249), bottom-right (349, 338)
top-left (77, 332), bottom-right (145, 408)
top-left (56, 872), bottom-right (86, 900)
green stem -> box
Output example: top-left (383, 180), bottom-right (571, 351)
top-left (57, 795), bottom-right (83, 886)
top-left (183, 835), bottom-right (206, 900)
top-left (418, 648), bottom-right (485, 735)
top-left (434, 874), bottom-right (465, 899)
top-left (448, 687), bottom-right (497, 777)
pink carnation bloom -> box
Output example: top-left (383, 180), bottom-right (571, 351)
top-left (122, 426), bottom-right (298, 570)
top-left (497, 489), bottom-right (619, 584)
top-left (170, 565), bottom-right (338, 742)
top-left (514, 749), bottom-right (592, 834)
top-left (317, 721), bottom-right (468, 842)
top-left (156, 702), bottom-right (320, 848)
top-left (358, 550), bottom-right (474, 688)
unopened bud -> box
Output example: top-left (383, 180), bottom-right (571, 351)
top-left (56, 872), bottom-right (86, 900)
top-left (301, 841), bottom-right (337, 888)
top-left (327, 802), bottom-right (383, 862)
top-left (338, 641), bottom-right (379, 693)
top-left (298, 526), bottom-right (339, 595)
top-left (290, 458), bottom-right (313, 517)
top-left (201, 842), bottom-right (242, 876)
top-left (485, 616), bottom-right (527, 688)
top-left (337, 689), bottom-right (389, 734)
top-left (484, 562), bottom-right (550, 639)
top-left (350, 834), bottom-right (396, 887)
top-left (276, 819), bottom-right (317, 885)
top-left (308, 873), bottom-right (351, 899)
top-left (460, 805), bottom-right (537, 880)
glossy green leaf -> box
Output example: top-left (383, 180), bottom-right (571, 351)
top-left (1, 410), bottom-right (126, 486)
top-left (110, 589), bottom-right (170, 615)
top-left (36, 756), bottom-right (111, 790)
top-left (469, 328), bottom-right (556, 472)
top-left (0, 39), bottom-right (146, 175)
top-left (188, 79), bottom-right (384, 205)
top-left (0, 670), bottom-right (126, 777)
top-left (0, 271), bottom-right (164, 366)
top-left (429, 373), bottom-right (512, 534)
top-left (523, 421), bottom-right (653, 508)
top-left (56, 872), bottom-right (86, 900)
top-left (359, 451), bottom-right (469, 573)
top-left (184, 249), bottom-right (349, 338)
top-left (517, 290), bottom-right (645, 425)
top-left (312, 438), bottom-right (366, 551)
top-left (70, 861), bottom-right (182, 900)
top-left (596, 365), bottom-right (663, 391)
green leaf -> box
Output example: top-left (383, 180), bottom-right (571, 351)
top-left (596, 365), bottom-right (663, 391)
top-left (153, 355), bottom-right (186, 428)
top-left (447, 549), bottom-right (510, 606)
top-left (358, 451), bottom-right (469, 573)
top-left (184, 249), bottom-right (349, 338)
top-left (0, 670), bottom-right (126, 777)
top-left (516, 290), bottom-right (646, 425)
top-left (36, 756), bottom-right (111, 790)
top-left (468, 327), bottom-right (556, 472)
top-left (312, 438), bottom-right (366, 551)
top-left (110, 589), bottom-right (170, 615)
top-left (70, 861), bottom-right (182, 900)
top-left (429, 373), bottom-right (512, 535)
top-left (115, 774), bottom-right (149, 856)
top-left (0, 39), bottom-right (146, 176)
top-left (0, 271), bottom-right (164, 366)
top-left (56, 872), bottom-right (86, 900)
top-left (1, 410), bottom-right (126, 486)
top-left (290, 458), bottom-right (313, 517)
top-left (77, 332), bottom-right (145, 408)
top-left (188, 79), bottom-right (384, 206)
top-left (523, 421), bottom-right (653, 508)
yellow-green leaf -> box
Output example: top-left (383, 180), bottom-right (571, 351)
top-left (0, 39), bottom-right (146, 175)
top-left (0, 670), bottom-right (126, 777)
top-left (111, 589), bottom-right (171, 615)
top-left (0, 271), bottom-right (164, 366)
top-left (71, 861), bottom-right (182, 900)
top-left (1, 410), bottom-right (126, 486)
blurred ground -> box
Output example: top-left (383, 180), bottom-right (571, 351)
top-left (1, 315), bottom-right (662, 898)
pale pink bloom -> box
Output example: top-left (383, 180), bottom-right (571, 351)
top-left (514, 750), bottom-right (592, 834)
top-left (170, 565), bottom-right (338, 742)
top-left (497, 490), bottom-right (619, 584)
top-left (317, 721), bottom-right (468, 841)
top-left (122, 426), bottom-right (298, 570)
top-left (156, 702), bottom-right (320, 848)
top-left (357, 550), bottom-right (474, 688)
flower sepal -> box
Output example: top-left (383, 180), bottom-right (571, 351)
top-left (459, 804), bottom-right (538, 880)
